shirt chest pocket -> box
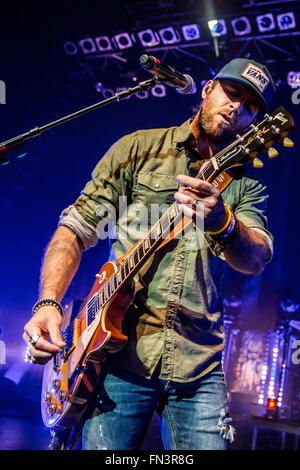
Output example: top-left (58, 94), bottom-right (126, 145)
top-left (132, 172), bottom-right (179, 209)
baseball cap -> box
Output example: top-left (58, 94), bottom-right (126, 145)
top-left (213, 58), bottom-right (275, 111)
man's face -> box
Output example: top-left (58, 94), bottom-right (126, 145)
top-left (196, 79), bottom-right (261, 144)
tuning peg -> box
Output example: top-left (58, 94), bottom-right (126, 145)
top-left (253, 157), bottom-right (264, 168)
top-left (283, 137), bottom-right (294, 148)
top-left (268, 147), bottom-right (279, 159)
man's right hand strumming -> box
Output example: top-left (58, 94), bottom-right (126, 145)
top-left (23, 305), bottom-right (65, 364)
top-left (23, 225), bottom-right (84, 364)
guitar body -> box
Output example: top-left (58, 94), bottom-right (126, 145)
top-left (41, 261), bottom-right (133, 428)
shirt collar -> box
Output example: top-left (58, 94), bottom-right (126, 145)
top-left (174, 118), bottom-right (196, 151)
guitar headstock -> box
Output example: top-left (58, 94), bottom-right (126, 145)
top-left (216, 106), bottom-right (296, 171)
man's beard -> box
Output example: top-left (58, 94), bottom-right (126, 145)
top-left (197, 105), bottom-right (236, 145)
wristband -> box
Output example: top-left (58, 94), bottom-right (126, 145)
top-left (208, 204), bottom-right (232, 236)
top-left (211, 213), bottom-right (240, 252)
top-left (32, 298), bottom-right (63, 316)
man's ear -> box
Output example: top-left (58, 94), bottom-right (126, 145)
top-left (201, 80), bottom-right (214, 99)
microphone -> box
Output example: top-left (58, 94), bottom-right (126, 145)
top-left (139, 54), bottom-right (196, 95)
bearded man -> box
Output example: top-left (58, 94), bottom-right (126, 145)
top-left (23, 58), bottom-right (275, 450)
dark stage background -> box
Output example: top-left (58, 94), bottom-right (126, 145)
top-left (0, 0), bottom-right (299, 450)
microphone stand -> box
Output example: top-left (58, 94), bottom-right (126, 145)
top-left (0, 77), bottom-right (161, 166)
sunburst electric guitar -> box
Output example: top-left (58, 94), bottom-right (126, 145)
top-left (41, 106), bottom-right (295, 429)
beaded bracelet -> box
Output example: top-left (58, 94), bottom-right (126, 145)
top-left (32, 298), bottom-right (63, 316)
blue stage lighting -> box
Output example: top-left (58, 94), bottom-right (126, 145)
top-left (231, 16), bottom-right (252, 36)
top-left (208, 19), bottom-right (227, 37)
top-left (182, 24), bottom-right (201, 41)
top-left (277, 12), bottom-right (296, 31)
top-left (256, 13), bottom-right (275, 33)
top-left (138, 29), bottom-right (160, 47)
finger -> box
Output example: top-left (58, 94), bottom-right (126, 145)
top-left (175, 191), bottom-right (209, 210)
top-left (178, 188), bottom-right (207, 200)
top-left (174, 191), bottom-right (194, 205)
top-left (26, 342), bottom-right (54, 360)
top-left (176, 174), bottom-right (219, 195)
top-left (30, 354), bottom-right (53, 366)
top-left (48, 319), bottom-right (66, 348)
top-left (23, 329), bottom-right (62, 354)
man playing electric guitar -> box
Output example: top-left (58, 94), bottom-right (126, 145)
top-left (23, 59), bottom-right (275, 450)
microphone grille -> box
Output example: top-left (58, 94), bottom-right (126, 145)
top-left (176, 75), bottom-right (196, 95)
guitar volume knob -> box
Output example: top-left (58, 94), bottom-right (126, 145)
top-left (59, 390), bottom-right (68, 402)
top-left (53, 379), bottom-right (61, 391)
top-left (48, 402), bottom-right (57, 415)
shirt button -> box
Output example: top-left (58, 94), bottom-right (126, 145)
top-left (172, 288), bottom-right (178, 294)
top-left (166, 322), bottom-right (172, 328)
top-left (155, 183), bottom-right (160, 188)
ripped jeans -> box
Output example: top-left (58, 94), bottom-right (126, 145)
top-left (82, 363), bottom-right (234, 450)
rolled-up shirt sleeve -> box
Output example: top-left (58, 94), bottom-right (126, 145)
top-left (234, 174), bottom-right (273, 262)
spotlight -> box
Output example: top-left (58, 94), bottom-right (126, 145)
top-left (256, 13), bottom-right (275, 33)
top-left (151, 84), bottom-right (166, 98)
top-left (95, 82), bottom-right (103, 93)
top-left (266, 398), bottom-right (278, 420)
top-left (64, 41), bottom-right (78, 55)
top-left (287, 71), bottom-right (300, 89)
top-left (114, 32), bottom-right (134, 50)
top-left (78, 38), bottom-right (97, 54)
top-left (136, 90), bottom-right (149, 99)
top-left (95, 36), bottom-right (113, 52)
top-left (102, 88), bottom-right (115, 99)
top-left (138, 29), bottom-right (160, 47)
top-left (208, 19), bottom-right (227, 37)
top-left (231, 16), bottom-right (252, 36)
top-left (277, 12), bottom-right (296, 31)
top-left (182, 24), bottom-right (201, 41)
top-left (158, 26), bottom-right (181, 45)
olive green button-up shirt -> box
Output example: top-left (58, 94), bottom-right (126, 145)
top-left (59, 119), bottom-right (273, 383)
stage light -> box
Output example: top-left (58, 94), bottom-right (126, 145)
top-left (266, 397), bottom-right (278, 419)
top-left (113, 32), bottom-right (134, 50)
top-left (136, 90), bottom-right (149, 99)
top-left (102, 88), bottom-right (115, 99)
top-left (95, 36), bottom-right (114, 52)
top-left (277, 12), bottom-right (296, 31)
top-left (158, 26), bottom-right (181, 45)
top-left (64, 41), bottom-right (78, 55)
top-left (151, 83), bottom-right (167, 98)
top-left (256, 13), bottom-right (275, 33)
top-left (231, 16), bottom-right (252, 36)
top-left (287, 71), bottom-right (300, 88)
top-left (208, 19), bottom-right (227, 37)
top-left (182, 24), bottom-right (201, 41)
top-left (95, 82), bottom-right (103, 93)
top-left (138, 29), bottom-right (160, 47)
top-left (78, 38), bottom-right (97, 54)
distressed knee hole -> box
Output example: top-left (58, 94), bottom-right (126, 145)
top-left (218, 409), bottom-right (236, 443)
